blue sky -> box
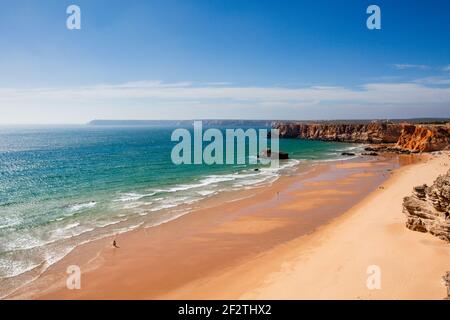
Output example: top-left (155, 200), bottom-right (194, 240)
top-left (0, 0), bottom-right (449, 123)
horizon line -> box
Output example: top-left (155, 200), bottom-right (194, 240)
top-left (0, 117), bottom-right (449, 126)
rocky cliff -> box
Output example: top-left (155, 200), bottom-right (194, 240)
top-left (395, 124), bottom-right (450, 152)
top-left (274, 122), bottom-right (402, 143)
top-left (402, 170), bottom-right (450, 242)
top-left (273, 122), bottom-right (449, 153)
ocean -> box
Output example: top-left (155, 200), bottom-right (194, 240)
top-left (0, 124), bottom-right (360, 294)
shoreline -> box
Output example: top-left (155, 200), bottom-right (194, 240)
top-left (0, 156), bottom-right (305, 298)
top-left (166, 152), bottom-right (450, 300)
top-left (6, 152), bottom-right (448, 299)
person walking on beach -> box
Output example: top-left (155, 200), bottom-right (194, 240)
top-left (113, 240), bottom-right (120, 248)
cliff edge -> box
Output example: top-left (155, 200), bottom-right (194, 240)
top-left (273, 122), bottom-right (449, 153)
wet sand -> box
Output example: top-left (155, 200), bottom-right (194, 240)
top-left (165, 152), bottom-right (450, 300)
top-left (8, 153), bottom-right (446, 299)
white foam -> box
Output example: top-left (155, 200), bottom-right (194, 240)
top-left (61, 222), bottom-right (80, 230)
top-left (67, 201), bottom-right (96, 213)
top-left (95, 220), bottom-right (125, 228)
top-left (113, 192), bottom-right (156, 202)
top-left (149, 203), bottom-right (178, 212)
top-left (0, 156), bottom-right (307, 288)
top-left (197, 190), bottom-right (216, 196)
top-left (0, 256), bottom-right (42, 279)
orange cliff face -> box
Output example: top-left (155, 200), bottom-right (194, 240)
top-left (273, 122), bottom-right (402, 143)
top-left (395, 124), bottom-right (450, 152)
top-left (274, 122), bottom-right (450, 153)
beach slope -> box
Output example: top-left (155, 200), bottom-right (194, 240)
top-left (164, 152), bottom-right (450, 300)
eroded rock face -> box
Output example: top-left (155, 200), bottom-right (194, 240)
top-left (395, 124), bottom-right (450, 152)
top-left (402, 170), bottom-right (450, 242)
top-left (274, 122), bottom-right (402, 143)
top-left (273, 122), bottom-right (450, 153)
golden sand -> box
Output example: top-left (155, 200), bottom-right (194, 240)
top-left (7, 153), bottom-right (449, 300)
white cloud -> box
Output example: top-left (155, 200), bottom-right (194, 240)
top-left (443, 65), bottom-right (450, 72)
top-left (1, 80), bottom-right (449, 105)
top-left (414, 76), bottom-right (450, 85)
top-left (0, 80), bottom-right (448, 123)
top-left (392, 64), bottom-right (429, 70)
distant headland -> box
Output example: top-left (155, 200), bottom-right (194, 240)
top-left (88, 118), bottom-right (450, 127)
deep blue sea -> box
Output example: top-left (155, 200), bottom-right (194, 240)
top-left (0, 125), bottom-right (360, 292)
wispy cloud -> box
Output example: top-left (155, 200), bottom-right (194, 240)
top-left (0, 79), bottom-right (449, 108)
top-left (443, 65), bottom-right (450, 72)
top-left (392, 64), bottom-right (429, 70)
top-left (414, 76), bottom-right (450, 85)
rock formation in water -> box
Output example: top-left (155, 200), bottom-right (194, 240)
top-left (273, 122), bottom-right (449, 153)
top-left (402, 169), bottom-right (450, 242)
top-left (259, 149), bottom-right (289, 160)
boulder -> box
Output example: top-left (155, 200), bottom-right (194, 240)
top-left (443, 272), bottom-right (450, 299)
top-left (403, 170), bottom-right (450, 242)
top-left (361, 152), bottom-right (379, 156)
top-left (259, 149), bottom-right (289, 160)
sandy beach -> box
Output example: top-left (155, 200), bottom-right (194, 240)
top-left (173, 152), bottom-right (450, 300)
top-left (6, 152), bottom-right (450, 300)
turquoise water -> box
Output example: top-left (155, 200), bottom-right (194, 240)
top-left (0, 125), bottom-right (359, 288)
